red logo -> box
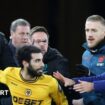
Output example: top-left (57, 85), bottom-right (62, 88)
top-left (98, 56), bottom-right (105, 62)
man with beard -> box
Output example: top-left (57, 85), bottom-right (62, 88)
top-left (0, 45), bottom-right (68, 105)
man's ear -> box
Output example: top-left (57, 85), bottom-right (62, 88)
top-left (10, 31), bottom-right (14, 39)
top-left (22, 60), bottom-right (29, 67)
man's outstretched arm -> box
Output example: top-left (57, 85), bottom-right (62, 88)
top-left (53, 71), bottom-right (75, 87)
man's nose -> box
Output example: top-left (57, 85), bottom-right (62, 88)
top-left (41, 61), bottom-right (44, 67)
top-left (23, 37), bottom-right (29, 41)
top-left (39, 41), bottom-right (45, 46)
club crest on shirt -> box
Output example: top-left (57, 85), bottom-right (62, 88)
top-left (25, 89), bottom-right (32, 96)
top-left (98, 56), bottom-right (105, 62)
top-left (97, 56), bottom-right (105, 66)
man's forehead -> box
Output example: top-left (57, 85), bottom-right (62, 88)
top-left (85, 21), bottom-right (105, 28)
top-left (31, 53), bottom-right (43, 59)
top-left (86, 21), bottom-right (103, 25)
top-left (16, 25), bottom-right (30, 30)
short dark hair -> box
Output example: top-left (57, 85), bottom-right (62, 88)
top-left (30, 26), bottom-right (49, 38)
top-left (17, 45), bottom-right (41, 68)
top-left (10, 18), bottom-right (31, 32)
top-left (86, 15), bottom-right (105, 26)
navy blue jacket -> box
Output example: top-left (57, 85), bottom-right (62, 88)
top-left (0, 35), bottom-right (17, 99)
top-left (74, 72), bottom-right (105, 92)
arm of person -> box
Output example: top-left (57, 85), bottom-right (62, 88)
top-left (74, 72), bottom-right (105, 82)
top-left (50, 77), bottom-right (68, 105)
top-left (93, 80), bottom-right (105, 92)
top-left (0, 70), bottom-right (6, 83)
top-left (53, 71), bottom-right (105, 86)
top-left (73, 80), bottom-right (94, 93)
top-left (0, 67), bottom-right (10, 84)
top-left (53, 71), bottom-right (75, 87)
top-left (53, 71), bottom-right (105, 93)
top-left (73, 79), bottom-right (105, 93)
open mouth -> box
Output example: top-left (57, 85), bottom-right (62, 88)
top-left (37, 70), bottom-right (43, 73)
top-left (37, 67), bottom-right (44, 73)
top-left (88, 38), bottom-right (94, 42)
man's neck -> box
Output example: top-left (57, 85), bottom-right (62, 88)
top-left (21, 69), bottom-right (37, 81)
top-left (89, 38), bottom-right (105, 51)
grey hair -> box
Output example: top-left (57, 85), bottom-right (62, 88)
top-left (10, 18), bottom-right (31, 32)
top-left (30, 26), bottom-right (49, 38)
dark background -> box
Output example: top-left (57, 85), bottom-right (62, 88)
top-left (0, 0), bottom-right (105, 68)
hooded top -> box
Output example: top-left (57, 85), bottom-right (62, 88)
top-left (82, 42), bottom-right (105, 75)
top-left (81, 41), bottom-right (105, 105)
top-left (43, 47), bottom-right (70, 78)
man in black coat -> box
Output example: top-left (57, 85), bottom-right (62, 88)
top-left (30, 26), bottom-right (81, 105)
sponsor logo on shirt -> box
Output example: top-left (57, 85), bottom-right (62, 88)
top-left (13, 96), bottom-right (43, 105)
top-left (25, 89), bottom-right (32, 96)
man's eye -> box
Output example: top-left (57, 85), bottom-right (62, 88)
top-left (35, 59), bottom-right (40, 62)
top-left (42, 40), bottom-right (47, 43)
top-left (85, 29), bottom-right (89, 32)
top-left (92, 29), bottom-right (97, 32)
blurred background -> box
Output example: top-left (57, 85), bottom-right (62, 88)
top-left (0, 0), bottom-right (105, 69)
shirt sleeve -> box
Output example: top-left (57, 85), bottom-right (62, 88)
top-left (50, 78), bottom-right (68, 105)
top-left (73, 72), bottom-right (105, 83)
top-left (0, 68), bottom-right (10, 85)
top-left (93, 80), bottom-right (105, 92)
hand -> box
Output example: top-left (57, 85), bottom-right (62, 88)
top-left (53, 71), bottom-right (75, 87)
top-left (73, 80), bottom-right (94, 93)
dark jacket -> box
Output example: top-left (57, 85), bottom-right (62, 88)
top-left (8, 40), bottom-right (19, 67)
top-left (0, 34), bottom-right (16, 98)
top-left (43, 47), bottom-right (71, 77)
top-left (0, 33), bottom-right (13, 69)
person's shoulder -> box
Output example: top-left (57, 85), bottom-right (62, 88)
top-left (4, 67), bottom-right (21, 73)
top-left (83, 50), bottom-right (91, 56)
top-left (43, 74), bottom-right (57, 83)
top-left (43, 74), bottom-right (54, 79)
top-left (41, 75), bottom-right (59, 91)
top-left (46, 47), bottom-right (62, 57)
top-left (49, 47), bottom-right (63, 56)
top-left (0, 32), bottom-right (8, 44)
